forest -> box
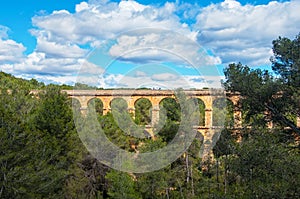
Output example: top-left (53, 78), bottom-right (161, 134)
top-left (0, 33), bottom-right (300, 198)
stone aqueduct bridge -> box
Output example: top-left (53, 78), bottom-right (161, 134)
top-left (64, 89), bottom-right (242, 130)
top-left (63, 89), bottom-right (242, 155)
top-left (31, 88), bottom-right (300, 158)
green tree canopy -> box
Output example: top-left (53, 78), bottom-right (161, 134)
top-left (223, 33), bottom-right (300, 135)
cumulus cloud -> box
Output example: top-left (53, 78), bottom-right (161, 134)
top-left (34, 34), bottom-right (88, 58)
top-left (0, 40), bottom-right (26, 64)
top-left (7, 52), bottom-right (84, 75)
top-left (109, 30), bottom-right (221, 67)
top-left (79, 60), bottom-right (104, 75)
top-left (12, 71), bottom-right (222, 89)
top-left (31, 0), bottom-right (219, 67)
top-left (31, 1), bottom-right (185, 44)
top-left (93, 73), bottom-right (222, 89)
top-left (28, 0), bottom-right (300, 72)
top-left (4, 52), bottom-right (102, 77)
top-left (195, 0), bottom-right (300, 66)
top-left (19, 73), bottom-right (78, 85)
top-left (151, 73), bottom-right (178, 81)
top-left (0, 26), bottom-right (26, 64)
top-left (2, 0), bottom-right (300, 88)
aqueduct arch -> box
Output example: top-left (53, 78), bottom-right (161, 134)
top-left (65, 89), bottom-right (241, 129)
top-left (134, 98), bottom-right (152, 125)
top-left (87, 97), bottom-right (103, 115)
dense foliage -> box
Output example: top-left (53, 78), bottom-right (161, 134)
top-left (1, 33), bottom-right (300, 198)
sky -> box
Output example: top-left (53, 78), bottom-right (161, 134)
top-left (0, 0), bottom-right (299, 89)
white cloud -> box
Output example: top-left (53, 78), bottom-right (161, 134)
top-left (31, 0), bottom-right (184, 44)
top-left (18, 73), bottom-right (77, 85)
top-left (195, 0), bottom-right (300, 66)
top-left (118, 0), bottom-right (149, 12)
top-left (31, 1), bottom-right (205, 56)
top-left (13, 71), bottom-right (223, 89)
top-left (134, 71), bottom-right (147, 77)
top-left (6, 27), bottom-right (91, 77)
top-left (3, 0), bottom-right (300, 88)
top-left (4, 52), bottom-right (103, 77)
top-left (29, 0), bottom-right (220, 71)
top-left (35, 35), bottom-right (88, 58)
top-left (0, 26), bottom-right (26, 64)
top-left (89, 72), bottom-right (223, 89)
top-left (11, 52), bottom-right (83, 75)
top-left (75, 2), bottom-right (90, 12)
top-left (0, 40), bottom-right (26, 64)
top-left (151, 73), bottom-right (178, 81)
top-left (79, 60), bottom-right (104, 75)
top-left (109, 30), bottom-right (221, 67)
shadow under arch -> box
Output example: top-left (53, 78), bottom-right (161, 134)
top-left (212, 98), bottom-right (234, 128)
top-left (187, 98), bottom-right (206, 126)
top-left (134, 98), bottom-right (152, 125)
top-left (156, 97), bottom-right (181, 142)
top-left (71, 97), bottom-right (81, 114)
top-left (110, 97), bottom-right (128, 112)
top-left (159, 97), bottom-right (180, 123)
top-left (110, 97), bottom-right (151, 139)
top-left (87, 98), bottom-right (104, 116)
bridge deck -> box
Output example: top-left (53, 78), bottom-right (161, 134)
top-left (60, 89), bottom-right (232, 97)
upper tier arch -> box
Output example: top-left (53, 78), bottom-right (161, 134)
top-left (64, 89), bottom-right (241, 128)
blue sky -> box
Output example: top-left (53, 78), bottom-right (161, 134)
top-left (0, 0), bottom-right (299, 88)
